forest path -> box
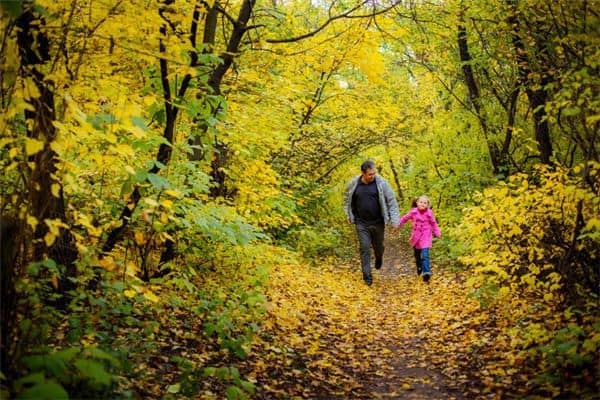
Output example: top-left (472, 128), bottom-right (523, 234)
top-left (357, 232), bottom-right (469, 399)
top-left (248, 229), bottom-right (482, 399)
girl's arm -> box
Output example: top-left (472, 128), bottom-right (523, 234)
top-left (398, 209), bottom-right (415, 227)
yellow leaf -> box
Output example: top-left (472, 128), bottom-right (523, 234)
top-left (160, 212), bottom-right (169, 224)
top-left (50, 275), bottom-right (59, 289)
top-left (113, 143), bottom-right (134, 157)
top-left (98, 256), bottom-right (118, 272)
top-left (51, 183), bottom-right (60, 198)
top-left (144, 198), bottom-right (158, 207)
top-left (161, 199), bottom-right (173, 209)
top-left (0, 138), bottom-right (14, 149)
top-left (134, 231), bottom-right (146, 245)
top-left (143, 290), bottom-right (159, 303)
top-left (498, 286), bottom-right (510, 297)
top-left (106, 133), bottom-right (117, 144)
top-left (124, 289), bottom-right (136, 298)
top-left (25, 138), bottom-right (44, 156)
top-left (26, 215), bottom-right (38, 230)
top-left (164, 189), bottom-right (180, 198)
top-left (44, 232), bottom-right (57, 246)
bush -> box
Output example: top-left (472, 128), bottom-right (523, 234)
top-left (453, 162), bottom-right (599, 397)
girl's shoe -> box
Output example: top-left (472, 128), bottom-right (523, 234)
top-left (417, 266), bottom-right (422, 275)
top-left (422, 273), bottom-right (431, 282)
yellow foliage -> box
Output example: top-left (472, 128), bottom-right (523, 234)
top-left (455, 163), bottom-right (599, 306)
top-left (142, 290), bottom-right (160, 303)
top-left (43, 218), bottom-right (69, 247)
top-left (24, 138), bottom-right (44, 156)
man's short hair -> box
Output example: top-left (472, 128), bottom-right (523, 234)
top-left (361, 160), bottom-right (376, 173)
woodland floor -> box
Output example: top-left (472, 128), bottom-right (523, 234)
top-left (235, 230), bottom-right (488, 400)
top-left (141, 230), bottom-right (498, 399)
top-left (353, 235), bottom-right (471, 399)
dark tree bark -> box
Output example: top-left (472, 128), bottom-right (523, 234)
top-left (1, 217), bottom-right (19, 378)
top-left (508, 1), bottom-right (553, 165)
top-left (16, 9), bottom-right (78, 295)
top-left (457, 21), bottom-right (507, 176)
top-left (207, 0), bottom-right (256, 199)
top-left (188, 3), bottom-right (218, 162)
top-left (386, 150), bottom-right (403, 202)
top-left (1, 6), bottom-right (79, 379)
top-left (103, 1), bottom-right (204, 255)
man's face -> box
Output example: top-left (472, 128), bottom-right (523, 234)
top-left (361, 168), bottom-right (376, 183)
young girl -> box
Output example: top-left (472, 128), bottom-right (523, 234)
top-left (397, 195), bottom-right (441, 282)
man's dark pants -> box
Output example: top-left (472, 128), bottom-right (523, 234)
top-left (355, 221), bottom-right (385, 284)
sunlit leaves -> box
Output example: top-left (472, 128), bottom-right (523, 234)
top-left (453, 163), bottom-right (599, 396)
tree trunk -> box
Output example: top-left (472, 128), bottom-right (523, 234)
top-left (1, 217), bottom-right (19, 378)
top-left (385, 144), bottom-right (403, 201)
top-left (508, 1), bottom-right (553, 165)
top-left (457, 21), bottom-right (505, 176)
top-left (103, 2), bottom-right (202, 254)
top-left (188, 3), bottom-right (217, 162)
top-left (17, 9), bottom-right (78, 298)
top-left (207, 0), bottom-right (256, 198)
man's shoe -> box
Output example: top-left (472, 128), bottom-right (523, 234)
top-left (417, 266), bottom-right (422, 275)
top-left (364, 275), bottom-right (373, 286)
top-left (423, 273), bottom-right (431, 282)
top-left (375, 258), bottom-right (382, 270)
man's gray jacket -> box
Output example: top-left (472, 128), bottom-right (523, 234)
top-left (343, 175), bottom-right (400, 226)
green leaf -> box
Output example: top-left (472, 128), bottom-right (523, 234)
top-left (562, 107), bottom-right (581, 117)
top-left (0, 1), bottom-right (23, 17)
top-left (54, 347), bottom-right (80, 363)
top-left (74, 359), bottom-right (112, 386)
top-left (216, 366), bottom-right (229, 379)
top-left (17, 382), bottom-right (69, 400)
top-left (82, 347), bottom-right (121, 368)
top-left (147, 173), bottom-right (170, 190)
top-left (166, 383), bottom-right (181, 394)
top-left (226, 385), bottom-right (246, 400)
top-left (131, 116), bottom-right (149, 131)
top-left (240, 380), bottom-right (255, 394)
top-left (15, 372), bottom-right (45, 389)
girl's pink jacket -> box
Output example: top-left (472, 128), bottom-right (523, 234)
top-left (398, 207), bottom-right (441, 249)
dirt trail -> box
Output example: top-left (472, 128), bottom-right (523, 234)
top-left (252, 229), bottom-right (479, 399)
top-left (352, 231), bottom-right (469, 399)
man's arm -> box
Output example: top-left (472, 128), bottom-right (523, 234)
top-left (343, 178), bottom-right (356, 223)
top-left (382, 179), bottom-right (400, 226)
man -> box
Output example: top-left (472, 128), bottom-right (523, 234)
top-left (343, 160), bottom-right (400, 286)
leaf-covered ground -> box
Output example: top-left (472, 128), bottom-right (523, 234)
top-left (240, 233), bottom-right (488, 399)
top-left (136, 232), bottom-right (546, 399)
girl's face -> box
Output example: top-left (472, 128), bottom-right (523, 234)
top-left (416, 198), bottom-right (429, 210)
